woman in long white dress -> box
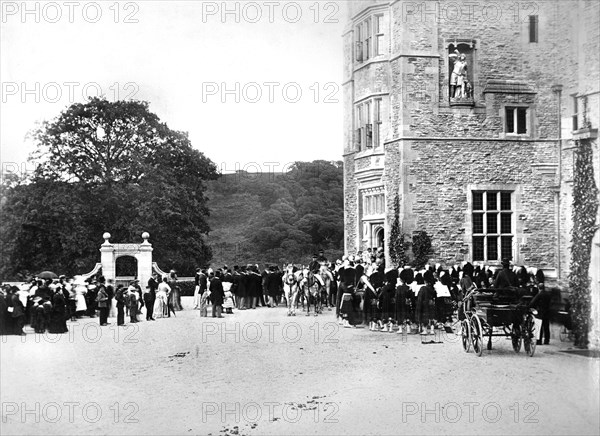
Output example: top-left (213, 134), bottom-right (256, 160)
top-left (153, 276), bottom-right (170, 319)
top-left (73, 276), bottom-right (88, 317)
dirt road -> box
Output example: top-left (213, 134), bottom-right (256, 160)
top-left (1, 297), bottom-right (598, 435)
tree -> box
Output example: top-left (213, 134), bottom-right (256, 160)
top-left (388, 193), bottom-right (408, 267)
top-left (205, 160), bottom-right (344, 266)
top-left (0, 97), bottom-right (218, 279)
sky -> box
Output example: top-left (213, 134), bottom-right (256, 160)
top-left (0, 1), bottom-right (347, 177)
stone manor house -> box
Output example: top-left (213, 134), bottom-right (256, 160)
top-left (342, 1), bottom-right (599, 342)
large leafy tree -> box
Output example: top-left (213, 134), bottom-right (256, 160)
top-left (0, 97), bottom-right (218, 279)
top-left (206, 160), bottom-right (344, 266)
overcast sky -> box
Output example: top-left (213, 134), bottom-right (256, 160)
top-left (1, 1), bottom-right (346, 177)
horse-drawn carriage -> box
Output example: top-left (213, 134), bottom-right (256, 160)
top-left (460, 287), bottom-right (538, 357)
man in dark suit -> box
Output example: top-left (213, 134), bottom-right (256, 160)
top-left (530, 284), bottom-right (553, 345)
top-left (209, 271), bottom-right (224, 318)
top-left (128, 284), bottom-right (139, 323)
top-left (115, 285), bottom-right (127, 326)
top-left (145, 274), bottom-right (158, 321)
top-left (96, 276), bottom-right (110, 326)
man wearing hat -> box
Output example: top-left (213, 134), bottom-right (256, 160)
top-left (494, 258), bottom-right (519, 288)
top-left (308, 254), bottom-right (320, 274)
top-left (308, 254), bottom-right (325, 288)
top-left (128, 282), bottom-right (139, 323)
top-left (96, 276), bottom-right (110, 326)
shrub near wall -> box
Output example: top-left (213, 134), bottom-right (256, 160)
top-left (412, 231), bottom-right (432, 270)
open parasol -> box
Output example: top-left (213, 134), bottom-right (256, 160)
top-left (37, 271), bottom-right (58, 279)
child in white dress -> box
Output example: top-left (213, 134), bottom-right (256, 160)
top-left (222, 282), bottom-right (234, 314)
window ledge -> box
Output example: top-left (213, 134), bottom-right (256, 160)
top-left (353, 56), bottom-right (388, 73)
top-left (572, 127), bottom-right (598, 140)
top-left (449, 98), bottom-right (475, 107)
top-left (503, 133), bottom-right (531, 140)
top-left (355, 148), bottom-right (385, 159)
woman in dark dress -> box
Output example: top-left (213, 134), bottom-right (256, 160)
top-left (48, 287), bottom-right (69, 334)
top-left (168, 271), bottom-right (183, 311)
top-left (10, 287), bottom-right (26, 335)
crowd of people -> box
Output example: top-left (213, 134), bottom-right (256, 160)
top-left (334, 253), bottom-right (551, 337)
top-left (0, 270), bottom-right (186, 336)
top-left (1, 248), bottom-right (555, 346)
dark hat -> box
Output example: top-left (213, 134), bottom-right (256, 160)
top-left (535, 269), bottom-right (545, 284)
top-left (501, 258), bottom-right (511, 267)
top-left (415, 273), bottom-right (424, 285)
top-left (423, 269), bottom-right (435, 285)
top-left (399, 267), bottom-right (414, 284)
top-left (385, 268), bottom-right (399, 284)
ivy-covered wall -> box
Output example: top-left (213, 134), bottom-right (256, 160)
top-left (569, 140), bottom-right (599, 348)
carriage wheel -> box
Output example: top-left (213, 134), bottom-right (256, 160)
top-left (461, 319), bottom-right (471, 353)
top-left (522, 313), bottom-right (536, 357)
top-left (511, 323), bottom-right (522, 353)
top-left (470, 315), bottom-right (484, 357)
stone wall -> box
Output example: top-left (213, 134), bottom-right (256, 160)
top-left (343, 0), bottom-right (597, 290)
top-left (397, 138), bottom-right (559, 268)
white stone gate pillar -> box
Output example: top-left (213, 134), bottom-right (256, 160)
top-left (137, 232), bottom-right (153, 289)
top-left (100, 232), bottom-right (116, 282)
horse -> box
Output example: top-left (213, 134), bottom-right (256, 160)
top-left (300, 268), bottom-right (323, 316)
top-left (282, 266), bottom-right (300, 316)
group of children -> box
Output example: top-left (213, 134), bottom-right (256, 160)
top-left (336, 258), bottom-right (548, 336)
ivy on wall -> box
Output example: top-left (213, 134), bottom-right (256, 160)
top-left (389, 193), bottom-right (408, 267)
top-left (569, 140), bottom-right (599, 349)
